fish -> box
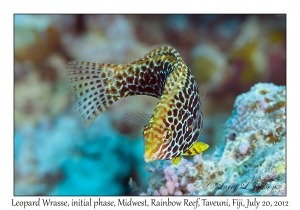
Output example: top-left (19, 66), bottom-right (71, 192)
top-left (66, 45), bottom-right (209, 164)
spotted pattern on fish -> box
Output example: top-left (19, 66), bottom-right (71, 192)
top-left (66, 45), bottom-right (208, 164)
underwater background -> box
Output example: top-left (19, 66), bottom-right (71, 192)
top-left (14, 14), bottom-right (286, 195)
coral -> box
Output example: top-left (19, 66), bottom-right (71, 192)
top-left (14, 68), bottom-right (69, 128)
top-left (14, 15), bottom-right (286, 195)
top-left (138, 83), bottom-right (286, 196)
top-left (14, 112), bottom-right (137, 195)
top-left (190, 43), bottom-right (227, 91)
top-left (229, 16), bottom-right (268, 84)
top-left (225, 83), bottom-right (286, 143)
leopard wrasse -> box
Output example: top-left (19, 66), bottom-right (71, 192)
top-left (66, 45), bottom-right (209, 165)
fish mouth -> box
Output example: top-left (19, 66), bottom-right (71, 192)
top-left (143, 131), bottom-right (158, 162)
top-left (144, 152), bottom-right (156, 162)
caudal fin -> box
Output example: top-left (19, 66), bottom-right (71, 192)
top-left (66, 61), bottom-right (119, 127)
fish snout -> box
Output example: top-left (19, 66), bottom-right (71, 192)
top-left (144, 153), bottom-right (155, 162)
top-left (143, 131), bottom-right (157, 162)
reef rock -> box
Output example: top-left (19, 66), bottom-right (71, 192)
top-left (138, 83), bottom-right (286, 196)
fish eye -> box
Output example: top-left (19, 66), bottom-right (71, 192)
top-left (163, 129), bottom-right (172, 143)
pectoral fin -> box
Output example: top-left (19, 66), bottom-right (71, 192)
top-left (172, 156), bottom-right (181, 165)
top-left (184, 142), bottom-right (209, 156)
top-left (125, 113), bottom-right (152, 126)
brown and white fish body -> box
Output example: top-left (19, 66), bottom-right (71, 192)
top-left (66, 45), bottom-right (208, 164)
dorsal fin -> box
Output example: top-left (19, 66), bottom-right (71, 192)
top-left (125, 113), bottom-right (152, 126)
top-left (190, 90), bottom-right (207, 129)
